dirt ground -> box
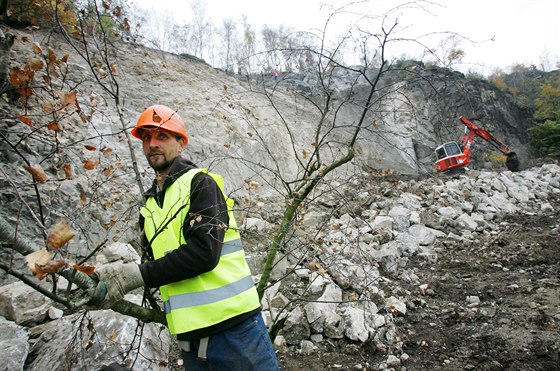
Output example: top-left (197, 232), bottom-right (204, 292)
top-left (277, 194), bottom-right (560, 370)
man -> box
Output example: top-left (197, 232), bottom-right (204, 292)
top-left (93, 104), bottom-right (280, 370)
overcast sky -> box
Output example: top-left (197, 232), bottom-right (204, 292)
top-left (131, 0), bottom-right (559, 75)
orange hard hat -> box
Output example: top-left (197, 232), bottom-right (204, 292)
top-left (131, 105), bottom-right (188, 144)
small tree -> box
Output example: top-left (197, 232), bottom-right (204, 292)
top-left (529, 82), bottom-right (560, 157)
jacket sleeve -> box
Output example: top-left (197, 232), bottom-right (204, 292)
top-left (139, 173), bottom-right (229, 288)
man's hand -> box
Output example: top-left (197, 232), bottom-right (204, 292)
top-left (89, 261), bottom-right (144, 309)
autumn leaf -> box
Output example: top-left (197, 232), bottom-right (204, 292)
top-left (123, 18), bottom-right (131, 31)
top-left (102, 147), bottom-right (113, 156)
top-left (25, 249), bottom-right (50, 279)
top-left (37, 259), bottom-right (67, 277)
top-left (26, 248), bottom-right (67, 280)
top-left (61, 90), bottom-right (77, 109)
top-left (72, 263), bottom-right (95, 276)
top-left (28, 57), bottom-right (44, 71)
top-left (47, 122), bottom-right (61, 131)
top-left (16, 115), bottom-right (32, 126)
top-left (308, 261), bottom-right (325, 276)
top-left (113, 6), bottom-right (122, 17)
top-left (25, 164), bottom-right (47, 184)
top-left (33, 42), bottom-right (42, 54)
top-left (46, 218), bottom-right (75, 249)
top-left (62, 163), bottom-right (73, 179)
top-left (9, 66), bottom-right (34, 86)
top-left (78, 110), bottom-right (88, 123)
top-left (84, 145), bottom-right (97, 151)
top-left (47, 47), bottom-right (57, 64)
top-left (41, 101), bottom-right (54, 113)
top-left (80, 193), bottom-right (87, 203)
top-left (83, 159), bottom-right (96, 170)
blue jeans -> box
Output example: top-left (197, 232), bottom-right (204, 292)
top-left (181, 313), bottom-right (280, 371)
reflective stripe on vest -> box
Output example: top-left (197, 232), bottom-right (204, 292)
top-left (140, 168), bottom-right (261, 335)
top-left (163, 274), bottom-right (255, 314)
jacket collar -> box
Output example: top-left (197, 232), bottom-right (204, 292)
top-left (144, 156), bottom-right (198, 198)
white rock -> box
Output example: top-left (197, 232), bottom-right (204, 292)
top-left (385, 296), bottom-right (406, 316)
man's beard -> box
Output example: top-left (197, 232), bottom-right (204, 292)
top-left (148, 154), bottom-right (174, 172)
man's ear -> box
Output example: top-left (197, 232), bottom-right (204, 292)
top-left (177, 137), bottom-right (187, 152)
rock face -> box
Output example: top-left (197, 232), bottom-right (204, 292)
top-left (25, 303), bottom-right (171, 371)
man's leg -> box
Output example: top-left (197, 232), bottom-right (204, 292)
top-left (182, 313), bottom-right (280, 370)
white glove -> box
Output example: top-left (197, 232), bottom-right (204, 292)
top-left (92, 261), bottom-right (144, 309)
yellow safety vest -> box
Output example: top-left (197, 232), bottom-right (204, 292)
top-left (140, 168), bottom-right (260, 335)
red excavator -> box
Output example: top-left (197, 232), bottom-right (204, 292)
top-left (435, 116), bottom-right (520, 173)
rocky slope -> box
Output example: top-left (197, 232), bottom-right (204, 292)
top-left (0, 26), bottom-right (557, 370)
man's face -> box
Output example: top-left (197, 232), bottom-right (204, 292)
top-left (140, 128), bottom-right (185, 173)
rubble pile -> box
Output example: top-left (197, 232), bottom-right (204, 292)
top-left (262, 164), bottom-right (559, 368)
top-left (0, 164), bottom-right (558, 370)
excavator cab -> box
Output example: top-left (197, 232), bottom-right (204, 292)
top-left (435, 141), bottom-right (467, 173)
top-left (435, 142), bottom-right (462, 160)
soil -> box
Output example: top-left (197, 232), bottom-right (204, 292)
top-left (277, 195), bottom-right (560, 370)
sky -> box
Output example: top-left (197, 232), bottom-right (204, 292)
top-left (131, 0), bottom-right (560, 75)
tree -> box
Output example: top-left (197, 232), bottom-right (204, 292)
top-left (190, 0), bottom-right (212, 60)
top-left (529, 82), bottom-right (560, 157)
top-left (425, 34), bottom-right (465, 69)
top-left (1, 0), bottom-right (158, 323)
top-left (217, 18), bottom-right (237, 73)
top-left (236, 15), bottom-right (256, 75)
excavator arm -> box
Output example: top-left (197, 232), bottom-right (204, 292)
top-left (458, 116), bottom-right (512, 154)
top-left (435, 116), bottom-right (519, 173)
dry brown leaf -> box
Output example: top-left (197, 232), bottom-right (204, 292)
top-left (28, 57), bottom-right (44, 71)
top-left (83, 159), bottom-right (96, 170)
top-left (9, 66), bottom-right (33, 86)
top-left (47, 122), bottom-right (61, 131)
top-left (62, 163), bottom-right (73, 179)
top-left (46, 218), bottom-right (75, 250)
top-left (80, 193), bottom-right (87, 203)
top-left (47, 47), bottom-right (57, 64)
top-left (41, 101), bottom-right (54, 113)
top-left (25, 248), bottom-right (52, 280)
top-left (72, 263), bottom-right (95, 276)
top-left (308, 261), bottom-right (325, 276)
top-left (26, 249), bottom-right (67, 280)
top-left (62, 90), bottom-right (77, 109)
top-left (16, 115), bottom-right (32, 126)
top-left (37, 259), bottom-right (67, 277)
top-left (25, 164), bottom-right (47, 184)
top-left (102, 147), bottom-right (113, 156)
top-left (84, 145), bottom-right (97, 151)
top-left (33, 42), bottom-right (42, 54)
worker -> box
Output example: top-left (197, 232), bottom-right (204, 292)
top-left (92, 105), bottom-right (280, 370)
